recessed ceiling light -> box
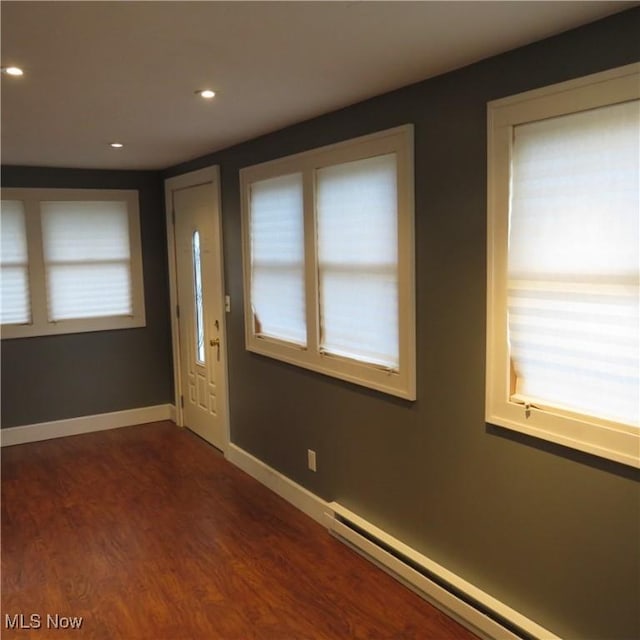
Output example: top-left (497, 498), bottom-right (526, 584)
top-left (109, 142), bottom-right (124, 148)
top-left (196, 89), bottom-right (216, 99)
top-left (2, 66), bottom-right (24, 76)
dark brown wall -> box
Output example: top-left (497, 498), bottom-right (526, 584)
top-left (0, 167), bottom-right (174, 427)
top-left (166, 10), bottom-right (640, 639)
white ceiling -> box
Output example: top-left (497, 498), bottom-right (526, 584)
top-left (1, 1), bottom-right (635, 171)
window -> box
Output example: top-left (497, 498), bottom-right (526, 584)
top-left (0, 189), bottom-right (145, 338)
top-left (486, 63), bottom-right (639, 467)
top-left (241, 125), bottom-right (415, 399)
top-left (0, 200), bottom-right (30, 325)
top-left (192, 230), bottom-right (205, 363)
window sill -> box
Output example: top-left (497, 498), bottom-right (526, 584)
top-left (486, 401), bottom-right (639, 468)
top-left (247, 337), bottom-right (416, 400)
top-left (1, 315), bottom-right (146, 340)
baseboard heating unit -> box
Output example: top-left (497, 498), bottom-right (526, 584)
top-left (323, 503), bottom-right (560, 640)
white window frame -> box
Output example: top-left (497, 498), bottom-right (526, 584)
top-left (486, 63), bottom-right (640, 468)
top-left (1, 188), bottom-right (146, 339)
top-left (240, 125), bottom-right (416, 400)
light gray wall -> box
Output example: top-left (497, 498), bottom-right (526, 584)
top-left (0, 167), bottom-right (174, 427)
top-left (166, 10), bottom-right (640, 639)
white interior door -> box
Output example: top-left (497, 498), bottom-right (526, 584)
top-left (170, 177), bottom-right (227, 450)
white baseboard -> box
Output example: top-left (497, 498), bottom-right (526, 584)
top-left (226, 443), bottom-right (330, 526)
top-left (0, 404), bottom-right (175, 447)
top-left (226, 442), bottom-right (558, 640)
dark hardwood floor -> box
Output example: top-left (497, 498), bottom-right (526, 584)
top-left (2, 421), bottom-right (478, 639)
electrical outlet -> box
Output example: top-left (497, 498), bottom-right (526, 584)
top-left (307, 449), bottom-right (317, 472)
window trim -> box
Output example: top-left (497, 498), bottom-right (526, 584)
top-left (486, 63), bottom-right (640, 468)
top-left (240, 125), bottom-right (416, 400)
top-left (1, 188), bottom-right (146, 339)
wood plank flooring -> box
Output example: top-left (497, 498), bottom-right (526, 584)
top-left (1, 421), bottom-right (478, 639)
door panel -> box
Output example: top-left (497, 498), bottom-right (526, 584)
top-left (173, 182), bottom-right (225, 450)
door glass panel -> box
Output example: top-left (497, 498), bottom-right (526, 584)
top-left (193, 230), bottom-right (205, 364)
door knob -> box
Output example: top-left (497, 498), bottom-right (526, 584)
top-left (210, 337), bottom-right (221, 361)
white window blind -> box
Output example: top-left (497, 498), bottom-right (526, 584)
top-left (509, 100), bottom-right (640, 427)
top-left (316, 154), bottom-right (399, 368)
top-left (41, 201), bottom-right (133, 321)
top-left (0, 200), bottom-right (31, 325)
top-left (249, 173), bottom-right (306, 346)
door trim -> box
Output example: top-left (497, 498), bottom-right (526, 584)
top-left (164, 167), bottom-right (230, 452)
